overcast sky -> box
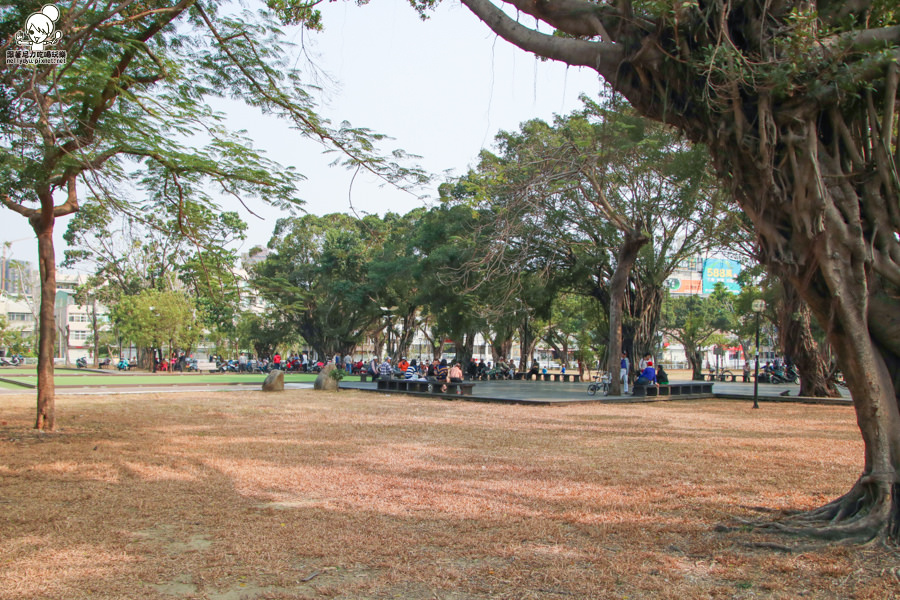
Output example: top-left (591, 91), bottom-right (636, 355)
top-left (2, 0), bottom-right (602, 267)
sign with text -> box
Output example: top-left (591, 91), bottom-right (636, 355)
top-left (665, 277), bottom-right (702, 295)
top-left (9, 5), bottom-right (67, 66)
top-left (702, 258), bottom-right (742, 294)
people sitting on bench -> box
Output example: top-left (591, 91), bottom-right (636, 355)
top-left (405, 359), bottom-right (428, 381)
top-left (656, 364), bottom-right (669, 385)
top-left (635, 365), bottom-right (657, 386)
top-left (443, 361), bottom-right (464, 393)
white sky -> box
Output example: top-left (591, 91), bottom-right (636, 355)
top-left (2, 0), bottom-right (602, 267)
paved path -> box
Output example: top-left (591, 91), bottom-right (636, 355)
top-left (339, 377), bottom-right (851, 406)
top-left (0, 371), bottom-right (850, 406)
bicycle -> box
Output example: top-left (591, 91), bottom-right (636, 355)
top-left (587, 372), bottom-right (611, 396)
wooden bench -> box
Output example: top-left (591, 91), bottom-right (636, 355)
top-left (632, 382), bottom-right (714, 397)
top-left (376, 379), bottom-right (476, 396)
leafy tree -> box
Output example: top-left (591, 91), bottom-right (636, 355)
top-left (252, 213), bottom-right (383, 358)
top-left (455, 100), bottom-right (727, 391)
top-left (661, 284), bottom-right (737, 380)
top-left (407, 203), bottom-right (492, 366)
top-left (366, 211), bottom-right (428, 361)
top-left (0, 1), bottom-right (421, 431)
top-left (544, 293), bottom-right (595, 368)
top-left (234, 311), bottom-right (299, 360)
top-left (108, 289), bottom-right (200, 366)
top-left (446, 0), bottom-right (900, 541)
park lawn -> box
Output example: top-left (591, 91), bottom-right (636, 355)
top-left (1, 372), bottom-right (320, 387)
top-left (0, 391), bottom-right (895, 600)
top-left (0, 367), bottom-right (36, 376)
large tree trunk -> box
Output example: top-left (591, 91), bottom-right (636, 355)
top-left (606, 231), bottom-right (648, 395)
top-left (684, 347), bottom-right (704, 381)
top-left (31, 220), bottom-right (57, 431)
top-left (623, 277), bottom-right (665, 364)
top-left (776, 283), bottom-right (841, 398)
top-left (791, 270), bottom-right (900, 541)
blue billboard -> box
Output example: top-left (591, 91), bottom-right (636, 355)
top-left (702, 258), bottom-right (742, 294)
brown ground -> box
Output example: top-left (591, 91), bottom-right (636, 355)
top-left (0, 390), bottom-right (897, 599)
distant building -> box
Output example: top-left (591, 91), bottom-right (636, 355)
top-left (0, 259), bottom-right (38, 296)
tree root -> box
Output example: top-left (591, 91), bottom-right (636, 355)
top-left (721, 479), bottom-right (900, 545)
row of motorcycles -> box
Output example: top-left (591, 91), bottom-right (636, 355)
top-left (758, 364), bottom-right (800, 384)
top-left (213, 358), bottom-right (316, 373)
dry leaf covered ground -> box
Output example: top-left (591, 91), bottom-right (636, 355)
top-left (1, 389), bottom-right (897, 599)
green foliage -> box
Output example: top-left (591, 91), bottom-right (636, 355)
top-left (252, 212), bottom-right (383, 357)
top-left (0, 314), bottom-right (33, 355)
top-left (108, 289), bottom-right (201, 353)
top-left (235, 311), bottom-right (299, 358)
top-left (661, 283), bottom-right (738, 376)
top-left (446, 96), bottom-right (732, 357)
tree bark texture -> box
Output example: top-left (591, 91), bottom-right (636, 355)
top-left (606, 230), bottom-right (649, 395)
top-left (461, 0), bottom-right (900, 541)
top-left (31, 219), bottom-right (56, 431)
top-left (776, 283), bottom-right (841, 398)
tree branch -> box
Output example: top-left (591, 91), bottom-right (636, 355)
top-left (0, 195), bottom-right (37, 218)
top-left (53, 175), bottom-right (80, 218)
top-left (459, 0), bottom-right (623, 78)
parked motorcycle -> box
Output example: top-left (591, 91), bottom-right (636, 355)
top-left (768, 365), bottom-right (799, 384)
top-left (1, 355), bottom-right (23, 367)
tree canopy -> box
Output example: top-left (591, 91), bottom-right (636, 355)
top-left (0, 1), bottom-right (423, 430)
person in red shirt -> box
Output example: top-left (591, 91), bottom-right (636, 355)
top-left (273, 352), bottom-right (282, 369)
top-left (397, 357), bottom-right (409, 373)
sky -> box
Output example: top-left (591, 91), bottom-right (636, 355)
top-left (1, 0), bottom-right (603, 268)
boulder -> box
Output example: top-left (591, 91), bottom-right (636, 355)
top-left (262, 369), bottom-right (285, 392)
top-left (314, 364), bottom-right (339, 391)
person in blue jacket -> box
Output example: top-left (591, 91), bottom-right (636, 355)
top-left (635, 364), bottom-right (657, 386)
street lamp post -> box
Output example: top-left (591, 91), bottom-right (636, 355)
top-left (751, 299), bottom-right (766, 409)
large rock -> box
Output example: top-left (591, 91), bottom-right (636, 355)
top-left (314, 364), bottom-right (339, 391)
top-left (262, 369), bottom-right (285, 392)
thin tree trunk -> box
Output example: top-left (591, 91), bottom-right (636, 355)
top-left (92, 299), bottom-right (100, 368)
top-left (606, 231), bottom-right (648, 395)
top-left (32, 223), bottom-right (56, 431)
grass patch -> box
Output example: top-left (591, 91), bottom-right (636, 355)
top-left (0, 372), bottom-right (319, 387)
top-left (0, 392), bottom-right (894, 599)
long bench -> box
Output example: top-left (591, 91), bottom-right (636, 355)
top-left (514, 373), bottom-right (582, 382)
top-left (376, 379), bottom-right (476, 396)
top-left (632, 382), bottom-right (714, 397)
